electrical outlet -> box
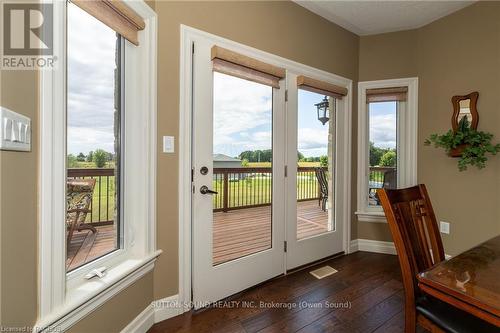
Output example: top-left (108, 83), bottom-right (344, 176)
top-left (440, 221), bottom-right (450, 234)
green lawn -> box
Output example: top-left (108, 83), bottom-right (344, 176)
top-left (212, 173), bottom-right (319, 209)
top-left (85, 175), bottom-right (117, 223)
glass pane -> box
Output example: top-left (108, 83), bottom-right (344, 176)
top-left (212, 72), bottom-right (273, 266)
top-left (66, 2), bottom-right (122, 271)
top-left (368, 101), bottom-right (398, 206)
top-left (297, 89), bottom-right (334, 240)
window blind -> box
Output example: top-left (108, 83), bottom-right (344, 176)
top-left (296, 75), bottom-right (348, 99)
top-left (211, 46), bottom-right (285, 89)
top-left (71, 0), bottom-right (145, 46)
top-left (366, 87), bottom-right (408, 103)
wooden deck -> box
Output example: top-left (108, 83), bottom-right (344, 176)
top-left (66, 225), bottom-right (117, 271)
top-left (213, 200), bottom-right (329, 265)
top-left (66, 200), bottom-right (328, 270)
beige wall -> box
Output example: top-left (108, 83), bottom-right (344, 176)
top-left (358, 2), bottom-right (500, 254)
top-left (154, 0), bottom-right (359, 299)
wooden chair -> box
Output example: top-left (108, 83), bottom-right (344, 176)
top-left (378, 185), bottom-right (498, 333)
top-left (66, 178), bottom-right (97, 248)
top-left (314, 167), bottom-right (328, 211)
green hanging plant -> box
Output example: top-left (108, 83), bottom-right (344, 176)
top-left (424, 117), bottom-right (500, 171)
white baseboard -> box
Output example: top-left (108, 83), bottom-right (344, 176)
top-left (351, 239), bottom-right (397, 255)
top-left (121, 294), bottom-right (185, 333)
top-left (153, 294), bottom-right (185, 323)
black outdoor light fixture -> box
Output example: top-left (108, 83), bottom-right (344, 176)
top-left (315, 96), bottom-right (330, 125)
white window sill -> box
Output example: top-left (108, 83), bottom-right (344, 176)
top-left (35, 250), bottom-right (162, 332)
top-left (355, 211), bottom-right (387, 223)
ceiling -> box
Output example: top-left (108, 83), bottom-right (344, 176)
top-left (294, 1), bottom-right (475, 36)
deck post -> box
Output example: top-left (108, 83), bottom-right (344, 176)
top-left (223, 171), bottom-right (229, 212)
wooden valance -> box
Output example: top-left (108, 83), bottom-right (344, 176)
top-left (366, 87), bottom-right (408, 103)
top-left (296, 75), bottom-right (348, 99)
top-left (211, 46), bottom-right (285, 88)
top-left (71, 0), bottom-right (145, 46)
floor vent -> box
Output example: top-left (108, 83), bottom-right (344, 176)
top-left (309, 265), bottom-right (338, 279)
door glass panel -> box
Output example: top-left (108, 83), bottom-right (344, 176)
top-left (297, 89), bottom-right (334, 240)
top-left (368, 101), bottom-right (398, 206)
top-left (66, 2), bottom-right (122, 271)
top-left (212, 72), bottom-right (273, 265)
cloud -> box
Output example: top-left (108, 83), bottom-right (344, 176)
top-left (67, 4), bottom-right (118, 154)
top-left (213, 73), bottom-right (273, 156)
top-left (369, 113), bottom-right (396, 149)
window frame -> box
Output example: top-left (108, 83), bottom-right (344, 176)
top-left (37, 1), bottom-right (159, 330)
top-left (356, 78), bottom-right (418, 223)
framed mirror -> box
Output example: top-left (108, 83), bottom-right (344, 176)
top-left (451, 91), bottom-right (479, 131)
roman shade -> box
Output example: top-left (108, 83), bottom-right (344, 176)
top-left (71, 0), bottom-right (145, 46)
top-left (211, 46), bottom-right (286, 88)
top-left (296, 75), bottom-right (348, 99)
top-left (366, 87), bottom-right (408, 103)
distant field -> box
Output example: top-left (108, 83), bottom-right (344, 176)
top-left (247, 162), bottom-right (321, 168)
top-left (69, 161), bottom-right (115, 169)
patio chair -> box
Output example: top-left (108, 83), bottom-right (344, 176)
top-left (66, 178), bottom-right (97, 248)
top-left (314, 167), bottom-right (328, 211)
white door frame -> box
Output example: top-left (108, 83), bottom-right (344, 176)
top-left (178, 25), bottom-right (352, 310)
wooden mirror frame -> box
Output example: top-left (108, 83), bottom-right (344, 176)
top-left (451, 91), bottom-right (479, 131)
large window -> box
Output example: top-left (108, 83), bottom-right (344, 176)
top-left (38, 1), bottom-right (157, 327)
top-left (66, 2), bottom-right (123, 272)
top-left (356, 79), bottom-right (418, 222)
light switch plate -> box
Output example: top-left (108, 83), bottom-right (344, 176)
top-left (0, 107), bottom-right (31, 152)
top-left (440, 221), bottom-right (450, 234)
top-left (163, 136), bottom-right (174, 153)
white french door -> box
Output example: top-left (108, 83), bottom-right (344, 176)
top-left (284, 73), bottom-right (345, 269)
top-left (191, 37), bottom-right (286, 305)
top-left (189, 29), bottom-right (350, 305)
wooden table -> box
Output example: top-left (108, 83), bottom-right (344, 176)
top-left (417, 235), bottom-right (500, 327)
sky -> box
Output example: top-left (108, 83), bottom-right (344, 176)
top-left (66, 3), bottom-right (396, 158)
top-left (369, 101), bottom-right (397, 149)
top-left (67, 3), bottom-right (118, 155)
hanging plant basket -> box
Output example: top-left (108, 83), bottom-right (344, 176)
top-left (448, 144), bottom-right (468, 158)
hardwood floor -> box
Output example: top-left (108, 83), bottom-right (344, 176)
top-left (214, 200), bottom-right (328, 265)
top-left (149, 252), bottom-right (427, 333)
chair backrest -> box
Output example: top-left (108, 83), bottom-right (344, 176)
top-left (66, 178), bottom-right (96, 226)
top-left (314, 167), bottom-right (328, 196)
top-left (377, 185), bottom-right (445, 299)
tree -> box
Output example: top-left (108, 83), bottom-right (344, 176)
top-left (86, 151), bottom-right (94, 162)
top-left (297, 151), bottom-right (305, 161)
top-left (67, 154), bottom-right (78, 168)
top-left (76, 152), bottom-right (86, 162)
top-left (380, 150), bottom-right (397, 167)
top-left (319, 155), bottom-right (328, 167)
top-left (93, 149), bottom-right (107, 168)
top-left (241, 158), bottom-right (249, 167)
top-left (369, 141), bottom-right (386, 166)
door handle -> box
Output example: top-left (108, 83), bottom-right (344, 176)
top-left (200, 185), bottom-right (218, 195)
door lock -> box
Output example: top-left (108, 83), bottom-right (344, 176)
top-left (200, 166), bottom-right (209, 175)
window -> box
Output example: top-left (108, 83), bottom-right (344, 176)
top-left (38, 1), bottom-right (157, 329)
top-left (66, 2), bottom-right (123, 272)
top-left (356, 78), bottom-right (418, 222)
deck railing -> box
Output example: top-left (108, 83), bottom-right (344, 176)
top-left (66, 166), bottom-right (397, 221)
top-left (213, 166), bottom-right (326, 212)
top-left (67, 168), bottom-right (116, 226)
